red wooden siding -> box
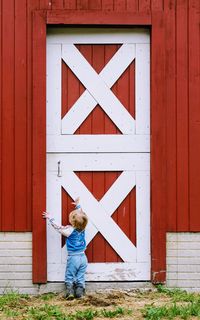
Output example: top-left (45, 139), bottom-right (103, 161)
top-left (0, 0), bottom-right (200, 282)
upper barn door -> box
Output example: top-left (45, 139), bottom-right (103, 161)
top-left (46, 28), bottom-right (150, 281)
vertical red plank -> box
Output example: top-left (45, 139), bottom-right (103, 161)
top-left (126, 0), bottom-right (138, 12)
top-left (1, 0), bottom-right (15, 231)
top-left (64, 0), bottom-right (76, 9)
top-left (101, 0), bottom-right (113, 11)
top-left (139, 0), bottom-right (151, 13)
top-left (77, 45), bottom-right (92, 133)
top-left (151, 0), bottom-right (163, 11)
top-left (176, 0), bottom-right (189, 230)
top-left (151, 12), bottom-right (166, 283)
top-left (32, 10), bottom-right (47, 283)
top-left (0, 0), bottom-right (2, 229)
top-left (14, 0), bottom-right (27, 230)
top-left (129, 187), bottom-right (136, 245)
top-left (62, 61), bottom-right (68, 118)
top-left (129, 61), bottom-right (135, 119)
top-left (104, 173), bottom-right (118, 262)
top-left (189, 0), bottom-right (200, 231)
top-left (105, 45), bottom-right (120, 134)
top-left (114, 0), bottom-right (126, 11)
top-left (77, 0), bottom-right (88, 10)
top-left (27, 0), bottom-right (40, 231)
top-left (52, 0), bottom-right (64, 9)
top-left (40, 0), bottom-right (52, 9)
top-left (165, 0), bottom-right (176, 231)
top-left (88, 0), bottom-right (101, 10)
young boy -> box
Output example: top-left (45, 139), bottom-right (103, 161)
top-left (43, 198), bottom-right (88, 299)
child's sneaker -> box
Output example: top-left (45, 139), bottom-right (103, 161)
top-left (65, 283), bottom-right (74, 299)
top-left (74, 285), bottom-right (85, 298)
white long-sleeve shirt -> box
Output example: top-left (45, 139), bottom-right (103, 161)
top-left (48, 217), bottom-right (74, 238)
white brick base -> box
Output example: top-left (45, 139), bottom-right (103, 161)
top-left (166, 232), bottom-right (200, 292)
top-left (0, 232), bottom-right (38, 294)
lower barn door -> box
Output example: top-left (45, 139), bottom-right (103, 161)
top-left (46, 28), bottom-right (150, 281)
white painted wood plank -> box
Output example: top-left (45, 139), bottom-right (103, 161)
top-left (86, 172), bottom-right (136, 244)
top-left (61, 44), bottom-right (136, 133)
top-left (0, 233), bottom-right (32, 241)
top-left (0, 242), bottom-right (32, 249)
top-left (47, 28), bottom-right (150, 44)
top-left (169, 273), bottom-right (200, 280)
top-left (0, 279), bottom-right (35, 287)
top-left (48, 262), bottom-right (150, 281)
top-left (47, 173), bottom-right (62, 267)
top-left (0, 257), bottom-right (32, 265)
top-left (47, 44), bottom-right (61, 135)
top-left (0, 287), bottom-right (38, 295)
top-left (0, 273), bottom-right (32, 280)
top-left (177, 242), bottom-right (200, 250)
top-left (167, 233), bottom-right (178, 242)
top-left (167, 280), bottom-right (200, 288)
top-left (136, 172), bottom-right (150, 263)
top-left (47, 153), bottom-right (150, 172)
top-left (61, 172), bottom-right (136, 262)
top-left (136, 44), bottom-right (150, 134)
top-left (0, 250), bottom-right (32, 257)
top-left (176, 265), bottom-right (200, 273)
top-left (0, 265), bottom-right (32, 272)
top-left (47, 135), bottom-right (150, 153)
top-left (167, 257), bottom-right (200, 265)
top-left (62, 44), bottom-right (135, 134)
top-left (177, 233), bottom-right (200, 241)
top-left (168, 249), bottom-right (200, 257)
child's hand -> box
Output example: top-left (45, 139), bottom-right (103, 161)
top-left (72, 197), bottom-right (80, 206)
top-left (42, 211), bottom-right (51, 219)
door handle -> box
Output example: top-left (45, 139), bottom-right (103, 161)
top-left (57, 161), bottom-right (62, 177)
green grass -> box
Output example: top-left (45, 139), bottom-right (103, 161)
top-left (101, 306), bottom-right (132, 318)
top-left (28, 304), bottom-right (66, 319)
top-left (141, 285), bottom-right (200, 319)
top-left (142, 301), bottom-right (200, 320)
top-left (40, 292), bottom-right (57, 301)
top-left (0, 291), bottom-right (29, 311)
top-left (156, 284), bottom-right (199, 302)
top-left (27, 305), bottom-right (131, 320)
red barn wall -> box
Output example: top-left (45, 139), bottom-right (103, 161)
top-left (0, 0), bottom-right (199, 233)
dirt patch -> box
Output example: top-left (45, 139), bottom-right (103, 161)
top-left (1, 289), bottom-right (199, 319)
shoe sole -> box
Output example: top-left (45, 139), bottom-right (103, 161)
top-left (66, 294), bottom-right (74, 300)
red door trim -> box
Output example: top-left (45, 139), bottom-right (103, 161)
top-left (32, 10), bottom-right (47, 283)
top-left (32, 10), bottom-right (166, 283)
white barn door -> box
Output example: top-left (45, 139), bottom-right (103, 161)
top-left (46, 28), bottom-right (150, 281)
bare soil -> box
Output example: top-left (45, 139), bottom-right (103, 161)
top-left (0, 289), bottom-right (198, 319)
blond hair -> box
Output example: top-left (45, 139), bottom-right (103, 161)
top-left (69, 209), bottom-right (88, 231)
